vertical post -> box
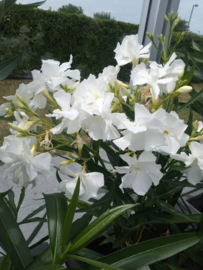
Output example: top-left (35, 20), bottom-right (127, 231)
top-left (138, 0), bottom-right (180, 62)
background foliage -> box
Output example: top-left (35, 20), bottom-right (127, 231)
top-left (0, 9), bottom-right (138, 81)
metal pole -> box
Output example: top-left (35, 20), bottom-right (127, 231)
top-left (138, 0), bottom-right (180, 62)
top-left (188, 4), bottom-right (198, 27)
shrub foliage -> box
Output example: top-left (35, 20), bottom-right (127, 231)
top-left (0, 9), bottom-right (138, 80)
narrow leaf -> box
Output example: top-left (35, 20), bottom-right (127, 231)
top-left (177, 88), bottom-right (203, 112)
top-left (25, 247), bottom-right (53, 270)
top-left (88, 233), bottom-right (203, 269)
top-left (9, 0), bottom-right (45, 11)
top-left (20, 204), bottom-right (45, 223)
top-left (61, 178), bottom-right (80, 251)
top-left (69, 204), bottom-right (135, 252)
top-left (44, 193), bottom-right (68, 260)
top-left (0, 252), bottom-right (10, 270)
top-left (36, 264), bottom-right (65, 270)
top-left (0, 194), bottom-right (33, 269)
top-left (0, 55), bottom-right (22, 80)
top-left (16, 186), bottom-right (25, 213)
top-left (27, 213), bottom-right (46, 245)
top-left (69, 254), bottom-right (124, 270)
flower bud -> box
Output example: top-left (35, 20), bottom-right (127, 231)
top-left (60, 159), bottom-right (76, 165)
top-left (8, 123), bottom-right (24, 133)
top-left (175, 86), bottom-right (192, 94)
top-left (193, 120), bottom-right (199, 132)
top-left (178, 70), bottom-right (184, 81)
top-left (16, 95), bottom-right (28, 107)
top-left (74, 133), bottom-right (84, 154)
top-left (42, 89), bottom-right (55, 103)
top-left (5, 108), bottom-right (14, 118)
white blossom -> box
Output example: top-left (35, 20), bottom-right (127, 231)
top-left (115, 152), bottom-right (163, 195)
top-left (0, 135), bottom-right (52, 187)
top-left (59, 165), bottom-right (104, 200)
top-left (171, 142), bottom-right (203, 185)
top-left (114, 34), bottom-right (151, 66)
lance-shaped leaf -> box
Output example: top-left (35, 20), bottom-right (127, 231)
top-left (9, 0), bottom-right (45, 11)
top-left (69, 254), bottom-right (124, 270)
top-left (0, 194), bottom-right (33, 269)
top-left (85, 233), bottom-right (203, 269)
top-left (25, 247), bottom-right (53, 270)
top-left (61, 178), bottom-right (80, 251)
top-left (36, 264), bottom-right (65, 270)
top-left (69, 204), bottom-right (135, 252)
top-left (0, 0), bottom-right (16, 21)
top-left (0, 55), bottom-right (22, 80)
top-left (43, 193), bottom-right (68, 261)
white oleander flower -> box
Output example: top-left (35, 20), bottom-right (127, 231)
top-left (131, 62), bottom-right (174, 99)
top-left (114, 34), bottom-right (151, 66)
top-left (114, 103), bottom-right (165, 151)
top-left (115, 152), bottom-right (163, 195)
top-left (171, 142), bottom-right (203, 185)
top-left (0, 135), bottom-right (52, 187)
top-left (41, 55), bottom-right (80, 91)
top-left (0, 83), bottom-right (33, 116)
top-left (46, 90), bottom-right (79, 134)
top-left (153, 109), bottom-right (189, 155)
top-left (81, 93), bottom-right (121, 141)
top-left (99, 65), bottom-right (120, 85)
top-left (59, 165), bottom-right (104, 200)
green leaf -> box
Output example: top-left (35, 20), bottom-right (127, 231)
top-left (44, 193), bottom-right (68, 260)
top-left (182, 64), bottom-right (196, 86)
top-left (99, 183), bottom-right (116, 215)
top-left (148, 213), bottom-right (203, 224)
top-left (25, 247), bottom-right (53, 270)
top-left (19, 217), bottom-right (47, 225)
top-left (69, 204), bottom-right (135, 252)
top-left (27, 213), bottom-right (46, 245)
top-left (155, 200), bottom-right (195, 222)
top-left (9, 0), bottom-right (46, 11)
top-left (177, 88), bottom-right (203, 112)
top-left (20, 204), bottom-right (45, 223)
top-left (0, 252), bottom-right (10, 270)
top-left (16, 186), bottom-right (25, 213)
top-left (77, 248), bottom-right (103, 260)
top-left (0, 55), bottom-right (22, 80)
top-left (61, 178), bottom-right (80, 251)
top-left (0, 194), bottom-right (33, 269)
top-left (87, 233), bottom-right (203, 269)
top-left (69, 254), bottom-right (124, 270)
top-left (192, 40), bottom-right (203, 53)
top-left (0, 0), bottom-right (16, 20)
top-left (67, 212), bottom-right (93, 243)
top-left (36, 264), bottom-right (65, 270)
top-left (0, 187), bottom-right (12, 197)
top-left (185, 106), bottom-right (193, 136)
top-left (122, 103), bottom-right (134, 121)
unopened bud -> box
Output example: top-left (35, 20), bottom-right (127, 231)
top-left (42, 89), bottom-right (55, 103)
top-left (16, 95), bottom-right (27, 107)
top-left (74, 133), bottom-right (84, 154)
top-left (8, 123), bottom-right (24, 133)
top-left (195, 136), bottom-right (203, 141)
top-left (120, 86), bottom-right (132, 98)
top-left (30, 143), bottom-right (37, 156)
top-left (193, 120), bottom-right (199, 132)
top-left (5, 108), bottom-right (14, 118)
top-left (175, 86), bottom-right (192, 94)
top-left (174, 17), bottom-right (180, 26)
top-left (178, 70), bottom-right (185, 80)
top-left (60, 159), bottom-right (76, 166)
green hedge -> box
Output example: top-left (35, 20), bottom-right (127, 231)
top-left (0, 9), bottom-right (138, 81)
top-left (172, 31), bottom-right (203, 52)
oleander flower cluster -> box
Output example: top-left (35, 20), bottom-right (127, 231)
top-left (0, 33), bottom-right (202, 201)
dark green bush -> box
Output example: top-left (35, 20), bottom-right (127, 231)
top-left (0, 9), bottom-right (138, 81)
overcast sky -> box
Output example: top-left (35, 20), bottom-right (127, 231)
top-left (19, 0), bottom-right (202, 35)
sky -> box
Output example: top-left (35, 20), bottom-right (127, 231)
top-left (18, 0), bottom-right (202, 35)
